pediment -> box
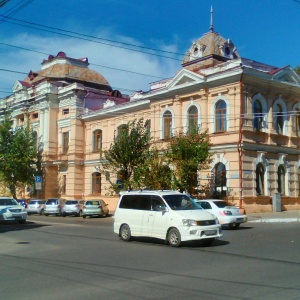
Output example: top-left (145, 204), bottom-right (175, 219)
top-left (273, 68), bottom-right (300, 85)
top-left (12, 80), bottom-right (31, 92)
top-left (167, 69), bottom-right (205, 89)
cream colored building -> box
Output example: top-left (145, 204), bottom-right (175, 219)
top-left (2, 24), bottom-right (300, 213)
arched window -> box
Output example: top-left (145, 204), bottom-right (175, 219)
top-left (253, 100), bottom-right (263, 131)
top-left (92, 172), bottom-right (101, 194)
top-left (93, 130), bottom-right (102, 152)
top-left (214, 163), bottom-right (226, 196)
top-left (188, 106), bottom-right (198, 134)
top-left (256, 163), bottom-right (264, 195)
top-left (215, 100), bottom-right (227, 132)
top-left (275, 104), bottom-right (284, 134)
top-left (277, 165), bottom-right (285, 195)
top-left (117, 124), bottom-right (128, 136)
top-left (163, 110), bottom-right (172, 139)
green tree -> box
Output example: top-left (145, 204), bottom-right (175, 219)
top-left (166, 129), bottom-right (212, 195)
top-left (294, 66), bottom-right (300, 75)
top-left (0, 111), bottom-right (42, 198)
top-left (135, 147), bottom-right (172, 190)
top-left (100, 118), bottom-right (151, 192)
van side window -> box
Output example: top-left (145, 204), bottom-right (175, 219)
top-left (151, 196), bottom-right (165, 211)
top-left (119, 195), bottom-right (151, 210)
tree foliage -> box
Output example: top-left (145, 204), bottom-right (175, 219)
top-left (135, 147), bottom-right (172, 190)
top-left (100, 118), bottom-right (151, 191)
top-left (294, 66), bottom-right (300, 75)
top-left (0, 111), bottom-right (42, 198)
top-left (166, 129), bottom-right (212, 195)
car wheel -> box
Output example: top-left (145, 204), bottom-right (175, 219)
top-left (44, 214), bottom-right (48, 216)
top-left (168, 228), bottom-right (181, 247)
top-left (27, 213), bottom-right (31, 216)
top-left (120, 224), bottom-right (131, 241)
top-left (19, 220), bottom-right (26, 224)
top-left (40, 209), bottom-right (44, 216)
top-left (202, 238), bottom-right (215, 246)
top-left (83, 215), bottom-right (86, 218)
top-left (62, 213), bottom-right (66, 217)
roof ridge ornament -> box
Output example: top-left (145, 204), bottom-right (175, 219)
top-left (210, 6), bottom-right (214, 32)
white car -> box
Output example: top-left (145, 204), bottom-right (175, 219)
top-left (195, 199), bottom-right (247, 229)
top-left (0, 197), bottom-right (27, 224)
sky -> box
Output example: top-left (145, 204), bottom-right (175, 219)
top-left (0, 0), bottom-right (300, 98)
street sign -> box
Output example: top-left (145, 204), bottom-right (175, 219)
top-left (35, 182), bottom-right (42, 190)
top-left (35, 176), bottom-right (42, 183)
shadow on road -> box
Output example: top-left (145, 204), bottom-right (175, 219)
top-left (0, 221), bottom-right (49, 233)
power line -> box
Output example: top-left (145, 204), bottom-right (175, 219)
top-left (0, 15), bottom-right (184, 61)
top-left (0, 42), bottom-right (165, 79)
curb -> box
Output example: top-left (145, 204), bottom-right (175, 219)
top-left (248, 218), bottom-right (300, 223)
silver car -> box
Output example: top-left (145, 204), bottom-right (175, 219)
top-left (82, 199), bottom-right (109, 218)
top-left (44, 198), bottom-right (66, 216)
top-left (0, 197), bottom-right (27, 224)
top-left (62, 200), bottom-right (84, 217)
top-left (26, 199), bottom-right (46, 215)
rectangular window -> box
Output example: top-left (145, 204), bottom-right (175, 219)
top-left (62, 132), bottom-right (69, 154)
top-left (94, 131), bottom-right (102, 151)
top-left (92, 173), bottom-right (101, 194)
top-left (32, 113), bottom-right (39, 119)
top-left (62, 108), bottom-right (69, 115)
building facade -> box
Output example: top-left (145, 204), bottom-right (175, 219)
top-left (2, 25), bottom-right (300, 213)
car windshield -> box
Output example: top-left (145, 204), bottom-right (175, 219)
top-left (162, 195), bottom-right (202, 210)
top-left (0, 198), bottom-right (18, 206)
top-left (85, 201), bottom-right (100, 205)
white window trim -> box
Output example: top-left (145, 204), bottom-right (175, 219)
top-left (252, 93), bottom-right (268, 132)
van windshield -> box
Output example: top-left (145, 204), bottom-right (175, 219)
top-left (162, 195), bottom-right (202, 211)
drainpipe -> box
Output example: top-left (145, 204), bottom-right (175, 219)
top-left (238, 71), bottom-right (244, 209)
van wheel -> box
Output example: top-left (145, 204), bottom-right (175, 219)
top-left (120, 224), bottom-right (131, 241)
top-left (168, 228), bottom-right (181, 247)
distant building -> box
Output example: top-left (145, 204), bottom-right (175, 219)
top-left (2, 17), bottom-right (300, 212)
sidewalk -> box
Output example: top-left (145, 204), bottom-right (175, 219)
top-left (247, 210), bottom-right (300, 223)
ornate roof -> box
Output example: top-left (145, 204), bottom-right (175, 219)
top-left (23, 52), bottom-right (112, 91)
top-left (182, 8), bottom-right (240, 67)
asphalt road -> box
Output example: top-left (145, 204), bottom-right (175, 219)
top-left (0, 215), bottom-right (300, 300)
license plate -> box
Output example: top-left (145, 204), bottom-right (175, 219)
top-left (236, 218), bottom-right (243, 222)
top-left (204, 230), bottom-right (217, 236)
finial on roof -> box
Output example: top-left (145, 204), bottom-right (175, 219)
top-left (210, 6), bottom-right (214, 32)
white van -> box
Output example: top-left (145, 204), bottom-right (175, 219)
top-left (113, 190), bottom-right (222, 247)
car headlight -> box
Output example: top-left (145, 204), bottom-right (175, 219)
top-left (0, 208), bottom-right (10, 213)
top-left (215, 217), bottom-right (220, 224)
top-left (182, 219), bottom-right (197, 226)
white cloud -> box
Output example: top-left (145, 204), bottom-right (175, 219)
top-left (0, 30), bottom-right (181, 98)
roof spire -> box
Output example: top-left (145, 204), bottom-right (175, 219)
top-left (210, 6), bottom-right (214, 32)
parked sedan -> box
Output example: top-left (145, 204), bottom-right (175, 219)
top-left (82, 200), bottom-right (109, 218)
top-left (0, 197), bottom-right (27, 224)
top-left (62, 200), bottom-right (84, 217)
top-left (26, 199), bottom-right (46, 215)
top-left (44, 198), bottom-right (66, 216)
top-left (194, 199), bottom-right (247, 229)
